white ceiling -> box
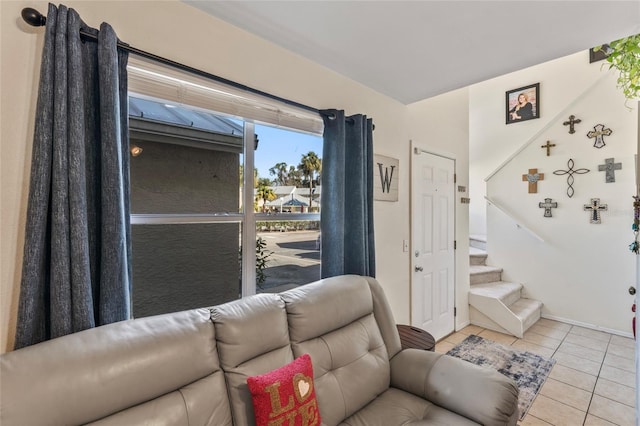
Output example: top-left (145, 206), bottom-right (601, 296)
top-left (186, 1), bottom-right (640, 104)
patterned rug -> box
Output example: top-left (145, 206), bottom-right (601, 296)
top-left (446, 334), bottom-right (555, 419)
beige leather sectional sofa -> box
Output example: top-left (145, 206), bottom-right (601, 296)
top-left (1, 275), bottom-right (519, 425)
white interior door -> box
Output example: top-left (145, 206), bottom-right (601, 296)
top-left (411, 148), bottom-right (455, 341)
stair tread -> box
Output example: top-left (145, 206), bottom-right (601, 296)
top-left (469, 247), bottom-right (487, 256)
top-left (509, 298), bottom-right (543, 319)
top-left (470, 265), bottom-right (502, 274)
top-left (469, 281), bottom-right (522, 299)
top-left (510, 297), bottom-right (543, 309)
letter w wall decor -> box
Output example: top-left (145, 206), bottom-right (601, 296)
top-left (374, 154), bottom-right (399, 201)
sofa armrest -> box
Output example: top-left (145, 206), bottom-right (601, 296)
top-left (390, 349), bottom-right (519, 426)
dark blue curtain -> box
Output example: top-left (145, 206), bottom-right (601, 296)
top-left (320, 109), bottom-right (375, 278)
top-left (15, 4), bottom-right (131, 349)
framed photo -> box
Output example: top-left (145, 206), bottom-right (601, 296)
top-left (506, 83), bottom-right (539, 125)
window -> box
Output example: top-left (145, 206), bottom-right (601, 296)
top-left (127, 61), bottom-right (323, 317)
top-left (253, 124), bottom-right (322, 294)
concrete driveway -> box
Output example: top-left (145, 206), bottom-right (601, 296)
top-left (257, 230), bottom-right (320, 293)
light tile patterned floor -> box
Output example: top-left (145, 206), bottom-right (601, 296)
top-left (435, 319), bottom-right (636, 426)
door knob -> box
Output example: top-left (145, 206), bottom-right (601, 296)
top-left (629, 286), bottom-right (636, 295)
top-left (415, 266), bottom-right (423, 272)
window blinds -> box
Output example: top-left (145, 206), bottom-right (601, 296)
top-left (127, 56), bottom-right (324, 136)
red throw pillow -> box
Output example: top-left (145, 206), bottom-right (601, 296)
top-left (247, 353), bottom-right (321, 426)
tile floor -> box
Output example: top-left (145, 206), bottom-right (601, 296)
top-left (435, 319), bottom-right (636, 426)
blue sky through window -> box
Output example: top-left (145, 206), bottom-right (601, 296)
top-left (254, 124), bottom-right (322, 180)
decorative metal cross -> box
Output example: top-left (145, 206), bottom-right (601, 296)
top-left (539, 198), bottom-right (558, 218)
top-left (583, 198), bottom-right (608, 224)
top-left (553, 159), bottom-right (590, 198)
top-left (562, 115), bottom-right (582, 134)
top-left (522, 168), bottom-right (544, 193)
top-left (540, 141), bottom-right (556, 156)
top-left (598, 157), bottom-right (622, 183)
top-left (587, 124), bottom-right (613, 148)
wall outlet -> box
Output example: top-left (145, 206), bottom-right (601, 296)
top-left (403, 240), bottom-right (409, 252)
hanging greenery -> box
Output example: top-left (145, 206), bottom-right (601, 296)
top-left (595, 34), bottom-right (640, 102)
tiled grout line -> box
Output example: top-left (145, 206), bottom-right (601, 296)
top-left (525, 325), bottom-right (587, 424)
top-left (580, 333), bottom-right (610, 426)
top-left (453, 323), bottom-right (632, 425)
top-left (520, 324), bottom-right (631, 426)
top-left (517, 325), bottom-right (583, 425)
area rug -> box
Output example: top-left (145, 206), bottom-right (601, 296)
top-left (446, 334), bottom-right (555, 420)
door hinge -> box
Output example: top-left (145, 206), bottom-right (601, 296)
top-left (454, 307), bottom-right (457, 317)
top-left (454, 240), bottom-right (457, 250)
top-left (454, 173), bottom-right (457, 183)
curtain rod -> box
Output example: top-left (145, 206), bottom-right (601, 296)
top-left (21, 7), bottom-right (329, 118)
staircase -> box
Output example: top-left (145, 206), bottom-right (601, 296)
top-left (469, 236), bottom-right (542, 338)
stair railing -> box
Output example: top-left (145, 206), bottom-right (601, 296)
top-left (485, 196), bottom-right (545, 243)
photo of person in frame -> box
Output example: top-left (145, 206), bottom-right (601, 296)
top-left (509, 92), bottom-right (533, 121)
top-left (506, 83), bottom-right (539, 124)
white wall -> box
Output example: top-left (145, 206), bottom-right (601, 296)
top-left (408, 88), bottom-right (471, 330)
top-left (0, 0), bottom-right (413, 352)
top-left (470, 51), bottom-right (637, 335)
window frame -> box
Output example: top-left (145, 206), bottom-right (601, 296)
top-left (127, 58), bottom-right (323, 304)
top-left (128, 108), bottom-right (321, 301)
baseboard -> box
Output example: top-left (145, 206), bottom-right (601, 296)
top-left (541, 314), bottom-right (634, 339)
top-left (455, 319), bottom-right (470, 331)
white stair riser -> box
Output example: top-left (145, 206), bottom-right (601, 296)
top-left (469, 304), bottom-right (542, 338)
top-left (469, 306), bottom-right (512, 335)
top-left (470, 239), bottom-right (486, 250)
top-left (470, 270), bottom-right (502, 285)
top-left (469, 285), bottom-right (522, 308)
top-left (522, 310), bottom-right (540, 332)
top-left (470, 255), bottom-right (487, 266)
top-left (468, 294), bottom-right (542, 338)
top-left (515, 300), bottom-right (543, 332)
top-left (469, 295), bottom-right (523, 337)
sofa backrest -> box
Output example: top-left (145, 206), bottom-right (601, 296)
top-left (211, 292), bottom-right (294, 425)
top-left (0, 308), bottom-right (231, 426)
top-left (281, 275), bottom-right (401, 425)
top-left (1, 275), bottom-right (402, 426)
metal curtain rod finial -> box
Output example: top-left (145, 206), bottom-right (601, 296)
top-left (22, 7), bottom-right (46, 27)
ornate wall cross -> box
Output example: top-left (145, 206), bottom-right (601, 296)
top-left (583, 198), bottom-right (608, 224)
top-left (540, 141), bottom-right (556, 156)
top-left (587, 124), bottom-right (613, 148)
top-left (539, 198), bottom-right (558, 217)
top-left (562, 115), bottom-right (581, 134)
top-left (522, 168), bottom-right (544, 193)
top-left (553, 159), bottom-right (590, 198)
top-left (597, 157), bottom-right (622, 183)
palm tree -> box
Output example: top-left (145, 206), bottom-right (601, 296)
top-left (269, 162), bottom-right (289, 186)
top-left (255, 178), bottom-right (276, 212)
top-left (287, 165), bottom-right (303, 187)
top-left (298, 152), bottom-right (322, 211)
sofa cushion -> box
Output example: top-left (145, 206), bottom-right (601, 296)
top-left (87, 374), bottom-right (233, 426)
top-left (282, 276), bottom-right (390, 426)
top-left (338, 387), bottom-right (479, 426)
top-left (212, 293), bottom-right (294, 425)
top-left (283, 276), bottom-right (375, 342)
top-left (0, 308), bottom-right (227, 426)
top-left (247, 354), bottom-right (321, 426)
